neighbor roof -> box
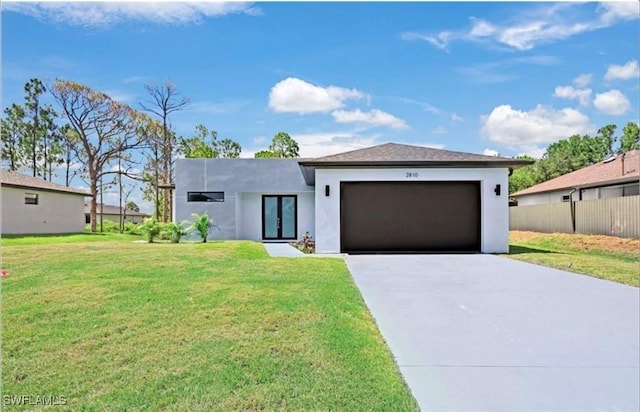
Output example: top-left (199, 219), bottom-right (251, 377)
top-left (84, 203), bottom-right (148, 216)
top-left (512, 150), bottom-right (640, 197)
top-left (297, 143), bottom-right (532, 185)
top-left (299, 143), bottom-right (532, 167)
top-left (0, 170), bottom-right (91, 196)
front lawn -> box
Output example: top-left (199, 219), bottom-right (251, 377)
top-left (1, 239), bottom-right (417, 410)
top-left (507, 231), bottom-right (639, 287)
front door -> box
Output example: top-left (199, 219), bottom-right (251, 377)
top-left (262, 195), bottom-right (297, 240)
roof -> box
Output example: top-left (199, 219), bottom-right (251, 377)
top-left (299, 143), bottom-right (533, 167)
top-left (84, 203), bottom-right (148, 216)
top-left (297, 143), bottom-right (533, 185)
top-left (0, 170), bottom-right (91, 196)
top-left (512, 150), bottom-right (640, 197)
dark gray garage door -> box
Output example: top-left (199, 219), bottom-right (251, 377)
top-left (340, 181), bottom-right (481, 253)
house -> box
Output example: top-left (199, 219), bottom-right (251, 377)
top-left (1, 169), bottom-right (91, 234)
top-left (512, 150), bottom-right (640, 206)
top-left (85, 203), bottom-right (149, 225)
top-left (174, 143), bottom-right (530, 254)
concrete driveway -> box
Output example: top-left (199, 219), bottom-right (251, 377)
top-left (346, 255), bottom-right (639, 411)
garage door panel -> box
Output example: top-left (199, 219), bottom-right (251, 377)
top-left (340, 181), bottom-right (480, 253)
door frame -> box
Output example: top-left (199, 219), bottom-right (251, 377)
top-left (261, 195), bottom-right (298, 240)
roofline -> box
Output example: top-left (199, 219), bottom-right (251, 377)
top-left (511, 175), bottom-right (640, 197)
top-left (298, 159), bottom-right (534, 168)
top-left (1, 182), bottom-right (92, 197)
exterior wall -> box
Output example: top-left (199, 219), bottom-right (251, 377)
top-left (175, 159), bottom-right (314, 241)
top-left (314, 167), bottom-right (510, 254)
top-left (1, 186), bottom-right (86, 234)
top-left (517, 182), bottom-right (639, 205)
top-left (87, 213), bottom-right (146, 224)
top-left (516, 190), bottom-right (572, 206)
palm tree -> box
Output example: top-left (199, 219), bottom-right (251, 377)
top-left (190, 212), bottom-right (214, 243)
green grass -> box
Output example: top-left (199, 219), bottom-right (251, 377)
top-left (1, 232), bottom-right (142, 247)
top-left (506, 231), bottom-right (639, 287)
top-left (1, 239), bottom-right (417, 411)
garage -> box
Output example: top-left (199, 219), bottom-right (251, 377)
top-left (340, 181), bottom-right (481, 253)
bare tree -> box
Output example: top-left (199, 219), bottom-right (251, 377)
top-left (140, 81), bottom-right (189, 222)
top-left (51, 79), bottom-right (151, 232)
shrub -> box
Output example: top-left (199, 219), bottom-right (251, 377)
top-left (190, 212), bottom-right (216, 243)
top-left (291, 232), bottom-right (315, 254)
top-left (163, 222), bottom-right (190, 243)
top-left (140, 218), bottom-right (161, 243)
top-left (124, 222), bottom-right (142, 236)
top-left (84, 220), bottom-right (121, 233)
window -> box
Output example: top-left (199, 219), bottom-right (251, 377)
top-left (623, 184), bottom-right (639, 197)
top-left (25, 193), bottom-right (38, 205)
top-left (561, 195), bottom-right (571, 202)
top-left (187, 192), bottom-right (224, 202)
top-left (85, 214), bottom-right (91, 224)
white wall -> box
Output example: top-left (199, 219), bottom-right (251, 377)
top-left (1, 187), bottom-right (86, 234)
top-left (237, 192), bottom-right (314, 241)
top-left (314, 168), bottom-right (510, 254)
top-left (516, 190), bottom-right (573, 206)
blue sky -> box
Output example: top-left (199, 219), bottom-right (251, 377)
top-left (2, 1), bottom-right (639, 211)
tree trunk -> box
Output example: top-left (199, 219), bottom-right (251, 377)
top-left (90, 178), bottom-right (98, 232)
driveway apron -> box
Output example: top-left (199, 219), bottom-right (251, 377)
top-left (346, 254), bottom-right (640, 411)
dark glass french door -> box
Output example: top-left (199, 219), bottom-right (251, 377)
top-left (262, 195), bottom-right (297, 240)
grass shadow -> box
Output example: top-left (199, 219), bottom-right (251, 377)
top-left (508, 245), bottom-right (557, 255)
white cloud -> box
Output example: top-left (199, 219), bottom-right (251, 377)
top-left (2, 2), bottom-right (260, 28)
top-left (291, 133), bottom-right (381, 158)
top-left (604, 60), bottom-right (640, 81)
top-left (331, 109), bottom-right (408, 130)
top-left (572, 73), bottom-right (592, 88)
top-left (593, 89), bottom-right (631, 115)
top-left (269, 77), bottom-right (368, 114)
top-left (252, 136), bottom-right (266, 145)
top-left (481, 104), bottom-right (594, 147)
top-left (598, 1), bottom-right (640, 24)
top-left (394, 97), bottom-right (440, 114)
top-left (431, 126), bottom-right (446, 135)
top-left (483, 148), bottom-right (500, 157)
top-left (517, 146), bottom-right (547, 159)
top-left (458, 55), bottom-right (560, 84)
top-left (403, 2), bottom-right (639, 52)
top-left (451, 113), bottom-right (464, 122)
top-left (553, 85), bottom-right (592, 106)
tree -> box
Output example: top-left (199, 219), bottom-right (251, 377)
top-left (140, 81), bottom-right (190, 223)
top-left (254, 132), bottom-right (299, 158)
top-left (217, 138), bottom-right (241, 158)
top-left (190, 212), bottom-right (215, 243)
top-left (51, 79), bottom-right (151, 232)
top-left (508, 155), bottom-right (538, 194)
top-left (23, 78), bottom-right (61, 179)
top-left (596, 124), bottom-right (617, 157)
top-left (178, 124), bottom-right (242, 158)
top-left (59, 124), bottom-right (81, 187)
top-left (126, 201), bottom-right (140, 212)
top-left (619, 122), bottom-right (640, 153)
top-left (1, 104), bottom-right (26, 171)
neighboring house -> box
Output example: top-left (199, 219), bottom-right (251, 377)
top-left (175, 143), bottom-right (530, 254)
top-left (512, 150), bottom-right (640, 206)
top-left (84, 203), bottom-right (149, 225)
top-left (1, 169), bottom-right (91, 234)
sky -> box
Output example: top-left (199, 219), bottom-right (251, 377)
top-left (2, 1), bottom-right (639, 212)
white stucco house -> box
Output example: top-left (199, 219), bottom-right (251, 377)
top-left (84, 203), bottom-right (149, 225)
top-left (512, 150), bottom-right (640, 206)
top-left (1, 170), bottom-right (91, 234)
top-left (174, 143), bottom-right (531, 254)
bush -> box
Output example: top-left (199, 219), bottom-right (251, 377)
top-left (140, 218), bottom-right (161, 243)
top-left (124, 222), bottom-right (142, 236)
top-left (162, 222), bottom-right (190, 243)
top-left (291, 232), bottom-right (315, 254)
top-left (84, 219), bottom-right (121, 233)
top-left (190, 212), bottom-right (216, 243)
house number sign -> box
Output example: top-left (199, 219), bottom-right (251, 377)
top-left (405, 172), bottom-right (419, 178)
